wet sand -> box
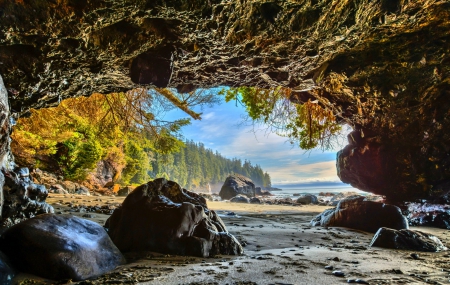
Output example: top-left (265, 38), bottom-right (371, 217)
top-left (13, 194), bottom-right (450, 284)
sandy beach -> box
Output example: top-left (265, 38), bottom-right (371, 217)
top-left (12, 194), bottom-right (450, 285)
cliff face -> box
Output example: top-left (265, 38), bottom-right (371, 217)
top-left (0, 0), bottom-right (449, 201)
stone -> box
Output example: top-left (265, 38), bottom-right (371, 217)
top-left (106, 178), bottom-right (243, 257)
top-left (310, 196), bottom-right (408, 233)
top-left (117, 186), bottom-right (134, 197)
top-left (103, 181), bottom-right (115, 188)
top-left (249, 197), bottom-right (261, 204)
top-left (0, 1), bottom-right (447, 204)
top-left (60, 180), bottom-right (79, 193)
top-left (85, 160), bottom-right (118, 190)
top-left (0, 214), bottom-right (125, 281)
top-left (406, 202), bottom-right (450, 229)
top-left (296, 194), bottom-right (319, 205)
top-left (369, 227), bottom-right (448, 252)
top-left (1, 168), bottom-right (54, 228)
top-left (219, 174), bottom-right (255, 200)
top-left (75, 186), bottom-right (91, 196)
top-left (50, 184), bottom-right (68, 194)
top-left (230, 195), bottom-right (250, 203)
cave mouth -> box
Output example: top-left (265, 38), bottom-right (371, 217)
top-left (10, 85), bottom-right (360, 198)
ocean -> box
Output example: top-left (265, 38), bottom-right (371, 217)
top-left (270, 183), bottom-right (368, 198)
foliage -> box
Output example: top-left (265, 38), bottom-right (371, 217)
top-left (151, 140), bottom-right (271, 189)
top-left (12, 87), bottom-right (271, 188)
top-left (11, 88), bottom-right (200, 182)
top-left (220, 87), bottom-right (341, 150)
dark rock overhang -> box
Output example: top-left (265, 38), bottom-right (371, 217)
top-left (0, 0), bottom-right (449, 200)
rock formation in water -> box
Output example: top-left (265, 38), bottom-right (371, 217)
top-left (0, 1), bottom-right (449, 201)
top-left (219, 174), bottom-right (256, 200)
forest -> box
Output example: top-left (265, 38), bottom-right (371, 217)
top-left (151, 140), bottom-right (271, 190)
top-left (11, 89), bottom-right (271, 189)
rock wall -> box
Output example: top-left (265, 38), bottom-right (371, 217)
top-left (0, 1), bottom-right (449, 201)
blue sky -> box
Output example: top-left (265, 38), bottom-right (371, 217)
top-left (163, 95), bottom-right (351, 187)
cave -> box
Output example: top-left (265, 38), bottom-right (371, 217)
top-left (1, 0), bottom-right (448, 202)
top-left (0, 0), bottom-right (449, 283)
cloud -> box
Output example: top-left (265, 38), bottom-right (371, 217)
top-left (166, 99), bottom-right (350, 184)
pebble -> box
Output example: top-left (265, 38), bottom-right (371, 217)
top-left (347, 279), bottom-right (369, 284)
top-left (411, 253), bottom-right (420, 260)
top-left (324, 265), bottom-right (334, 270)
top-left (332, 270), bottom-right (345, 277)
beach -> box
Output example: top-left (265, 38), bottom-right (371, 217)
top-left (12, 194), bottom-right (450, 285)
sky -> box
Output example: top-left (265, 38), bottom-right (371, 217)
top-left (162, 94), bottom-right (352, 188)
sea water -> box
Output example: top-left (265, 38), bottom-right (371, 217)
top-left (270, 183), bottom-right (368, 198)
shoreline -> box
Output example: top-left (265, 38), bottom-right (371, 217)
top-left (13, 194), bottom-right (450, 284)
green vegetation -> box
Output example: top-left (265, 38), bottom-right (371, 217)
top-left (152, 140), bottom-right (271, 189)
top-left (220, 87), bottom-right (341, 150)
top-left (12, 90), bottom-right (188, 182)
top-left (11, 88), bottom-right (271, 188)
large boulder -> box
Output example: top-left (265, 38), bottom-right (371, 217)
top-left (219, 174), bottom-right (255, 200)
top-left (296, 194), bottom-right (319, 205)
top-left (106, 178), bottom-right (243, 257)
top-left (370, 227), bottom-right (448, 252)
top-left (407, 202), bottom-right (450, 229)
top-left (0, 214), bottom-right (125, 281)
top-left (310, 196), bottom-right (408, 233)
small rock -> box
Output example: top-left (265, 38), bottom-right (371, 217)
top-left (410, 253), bottom-right (420, 259)
top-left (230, 195), bottom-right (250, 203)
top-left (332, 270), bottom-right (345, 277)
top-left (325, 265), bottom-right (334, 270)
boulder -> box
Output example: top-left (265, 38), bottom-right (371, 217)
top-left (370, 227), bottom-right (447, 252)
top-left (2, 168), bottom-right (54, 228)
top-left (0, 214), bottom-right (125, 281)
top-left (86, 160), bottom-right (118, 190)
top-left (250, 197), bottom-right (261, 204)
top-left (219, 174), bottom-right (255, 200)
top-left (407, 202), bottom-right (450, 229)
top-left (106, 178), bottom-right (243, 257)
top-left (117, 186), bottom-right (134, 197)
top-left (310, 196), bottom-right (408, 233)
top-left (230, 195), bottom-right (250, 203)
top-left (296, 194), bottom-right (319, 205)
top-left (60, 180), bottom-right (79, 193)
top-left (49, 184), bottom-right (68, 194)
top-left (75, 186), bottom-right (90, 196)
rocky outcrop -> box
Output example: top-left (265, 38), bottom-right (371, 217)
top-left (0, 214), bottom-right (125, 281)
top-left (310, 196), bottom-right (408, 233)
top-left (370, 227), bottom-right (448, 252)
top-left (219, 174), bottom-right (255, 200)
top-left (296, 194), bottom-right (318, 205)
top-left (1, 167), bottom-right (54, 228)
top-left (0, 1), bottom-right (449, 201)
top-left (86, 160), bottom-right (121, 189)
top-left (106, 178), bottom-right (243, 257)
top-left (406, 202), bottom-right (450, 229)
